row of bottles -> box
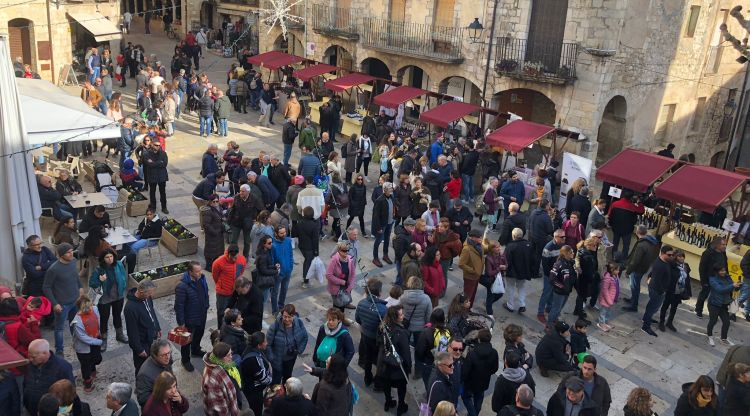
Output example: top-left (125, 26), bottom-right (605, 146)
top-left (636, 210), bottom-right (661, 230)
top-left (675, 223), bottom-right (732, 248)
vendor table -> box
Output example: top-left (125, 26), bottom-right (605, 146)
top-left (65, 192), bottom-right (113, 209)
top-left (661, 231), bottom-right (747, 282)
top-left (341, 110), bottom-right (366, 138)
top-left (307, 97), bottom-right (330, 125)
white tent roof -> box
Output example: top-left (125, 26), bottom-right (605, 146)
top-left (16, 78), bottom-right (121, 146)
top-left (67, 11), bottom-right (122, 42)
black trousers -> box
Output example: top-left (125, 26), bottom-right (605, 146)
top-left (696, 283), bottom-right (711, 315)
top-left (659, 296), bottom-right (681, 325)
top-left (707, 304), bottom-right (730, 339)
top-left (358, 335), bottom-right (378, 382)
top-left (180, 323), bottom-right (205, 363)
top-left (356, 157), bottom-right (371, 176)
top-left (98, 298), bottom-right (124, 334)
top-left (148, 182), bottom-right (167, 210)
top-left (272, 358), bottom-right (296, 384)
top-left (301, 250), bottom-right (314, 283)
top-left (382, 378), bottom-right (407, 404)
top-left (133, 351), bottom-right (147, 376)
top-left (346, 215), bottom-right (366, 234)
top-left (243, 387), bottom-right (264, 416)
top-left (77, 345), bottom-right (102, 380)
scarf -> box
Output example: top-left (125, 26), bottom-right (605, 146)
top-left (58, 404), bottom-right (73, 415)
top-left (324, 322), bottom-right (343, 336)
top-left (210, 353), bottom-right (242, 388)
top-left (695, 393), bottom-right (712, 408)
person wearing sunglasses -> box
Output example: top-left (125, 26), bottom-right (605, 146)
top-left (427, 351), bottom-right (457, 414)
top-left (640, 245), bottom-right (676, 337)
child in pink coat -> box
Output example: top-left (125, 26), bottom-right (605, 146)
top-left (597, 263), bottom-right (621, 332)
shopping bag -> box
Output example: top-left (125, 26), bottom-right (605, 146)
top-left (167, 326), bottom-right (193, 346)
top-left (491, 272), bottom-right (505, 294)
top-left (306, 256), bottom-right (326, 284)
top-left (729, 299), bottom-right (739, 315)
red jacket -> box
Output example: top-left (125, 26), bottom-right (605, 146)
top-left (19, 296), bottom-right (52, 349)
top-left (211, 252), bottom-right (247, 296)
top-left (143, 394), bottom-right (189, 416)
top-left (445, 178), bottom-right (462, 199)
top-left (0, 315), bottom-right (34, 357)
top-left (420, 261), bottom-right (445, 298)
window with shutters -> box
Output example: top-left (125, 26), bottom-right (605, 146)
top-left (685, 6), bottom-right (701, 38)
top-left (690, 97), bottom-right (707, 132)
top-left (391, 0), bottom-right (407, 22)
top-left (434, 0), bottom-right (455, 27)
top-left (655, 104), bottom-right (677, 143)
top-left (526, 0), bottom-right (569, 71)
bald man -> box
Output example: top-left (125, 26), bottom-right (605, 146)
top-left (23, 339), bottom-right (74, 415)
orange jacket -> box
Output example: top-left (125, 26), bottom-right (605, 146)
top-left (211, 252), bottom-right (247, 296)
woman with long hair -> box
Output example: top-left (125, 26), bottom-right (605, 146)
top-left (255, 235), bottom-right (278, 313)
top-left (410, 177), bottom-right (432, 220)
top-left (346, 173), bottom-right (367, 235)
top-left (53, 217), bottom-right (80, 248)
top-left (376, 305), bottom-right (411, 415)
top-left (484, 240), bottom-right (507, 315)
top-left (675, 375), bottom-right (717, 416)
top-left (88, 248), bottom-right (128, 352)
top-left (415, 308), bottom-right (451, 390)
top-left (143, 371), bottom-right (189, 416)
top-left (420, 246), bottom-right (445, 307)
top-left (107, 92), bottom-right (123, 122)
top-left (447, 292), bottom-right (471, 338)
top-left (623, 387), bottom-right (657, 416)
top-left (311, 354), bottom-right (354, 416)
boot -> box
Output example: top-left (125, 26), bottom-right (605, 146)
top-left (115, 327), bottom-right (128, 343)
top-left (100, 332), bottom-right (108, 352)
top-left (396, 402), bottom-right (409, 416)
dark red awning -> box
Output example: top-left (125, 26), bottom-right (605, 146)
top-left (373, 86), bottom-right (426, 109)
top-left (264, 54), bottom-right (304, 70)
top-left (595, 149), bottom-right (679, 193)
top-left (0, 339), bottom-right (27, 371)
top-left (246, 50), bottom-right (288, 66)
top-left (419, 101), bottom-right (482, 128)
top-left (654, 165), bottom-right (747, 212)
top-left (293, 64), bottom-right (338, 81)
top-left (324, 73), bottom-right (376, 92)
top-left (485, 120), bottom-right (555, 153)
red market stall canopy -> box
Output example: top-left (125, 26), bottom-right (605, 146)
top-left (293, 64), bottom-right (337, 81)
top-left (654, 165), bottom-right (747, 212)
top-left (485, 120), bottom-right (556, 153)
top-left (325, 73), bottom-right (376, 92)
top-left (246, 50), bottom-right (288, 66)
top-left (419, 101), bottom-right (482, 128)
top-left (373, 86), bottom-right (426, 109)
top-left (264, 54), bottom-right (304, 70)
top-left (595, 148), bottom-right (679, 193)
top-left (0, 339), bottom-right (27, 371)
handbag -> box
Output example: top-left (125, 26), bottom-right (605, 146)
top-left (381, 327), bottom-right (402, 367)
top-left (333, 288), bottom-right (352, 308)
top-left (729, 299), bottom-right (740, 315)
top-left (402, 304), bottom-right (418, 329)
top-left (491, 272), bottom-right (506, 294)
top-left (252, 268), bottom-right (276, 289)
top-left (167, 326), bottom-right (193, 346)
top-left (419, 380), bottom-right (441, 416)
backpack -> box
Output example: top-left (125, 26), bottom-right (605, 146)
top-left (315, 329), bottom-right (348, 364)
top-left (432, 328), bottom-right (450, 353)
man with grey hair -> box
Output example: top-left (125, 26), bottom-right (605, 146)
top-left (23, 339), bottom-right (74, 416)
top-left (229, 183), bottom-right (263, 258)
top-left (372, 182), bottom-right (395, 267)
top-left (201, 143), bottom-right (219, 178)
top-left (267, 377), bottom-right (316, 414)
top-left (136, 339), bottom-right (174, 406)
top-left (504, 227), bottom-right (535, 314)
top-left (123, 279), bottom-right (161, 376)
top-left (268, 154), bottom-right (291, 208)
top-left (335, 225), bottom-right (360, 263)
top-left (498, 384), bottom-right (543, 416)
top-left (427, 351), bottom-right (456, 413)
top-left (106, 382), bottom-right (139, 415)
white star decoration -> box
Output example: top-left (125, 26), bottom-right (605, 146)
top-left (259, 0), bottom-right (305, 40)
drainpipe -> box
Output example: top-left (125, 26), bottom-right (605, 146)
top-left (480, 0), bottom-right (498, 131)
top-left (46, 0), bottom-right (56, 84)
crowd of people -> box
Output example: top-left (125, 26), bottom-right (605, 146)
top-left (12, 19), bottom-right (750, 416)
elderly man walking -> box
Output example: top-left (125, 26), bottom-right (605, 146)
top-left (23, 339), bottom-right (75, 415)
top-left (174, 261), bottom-right (210, 372)
top-left (42, 243), bottom-right (83, 354)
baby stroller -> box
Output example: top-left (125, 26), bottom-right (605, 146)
top-left (462, 311), bottom-right (495, 350)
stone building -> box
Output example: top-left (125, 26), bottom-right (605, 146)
top-left (2, 0), bottom-right (122, 83)
top-left (176, 0), bottom-right (750, 167)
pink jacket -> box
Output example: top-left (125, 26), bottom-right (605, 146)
top-left (326, 255), bottom-right (357, 296)
top-left (597, 272), bottom-right (620, 307)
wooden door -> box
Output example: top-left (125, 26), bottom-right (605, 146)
top-left (434, 0), bottom-right (455, 27)
top-left (8, 26), bottom-right (31, 66)
top-left (391, 0), bottom-right (406, 22)
top-left (526, 0), bottom-right (568, 70)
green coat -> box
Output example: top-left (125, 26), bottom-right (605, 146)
top-left (298, 126), bottom-right (317, 150)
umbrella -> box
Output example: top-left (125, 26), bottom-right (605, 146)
top-left (0, 34), bottom-right (43, 286)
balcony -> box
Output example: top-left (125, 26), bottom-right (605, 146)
top-left (361, 18), bottom-right (464, 64)
top-left (220, 0), bottom-right (260, 6)
top-left (495, 37), bottom-right (577, 84)
top-left (311, 4), bottom-right (358, 40)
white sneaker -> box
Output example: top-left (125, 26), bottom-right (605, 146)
top-left (708, 336), bottom-right (716, 346)
top-left (721, 338), bottom-right (736, 346)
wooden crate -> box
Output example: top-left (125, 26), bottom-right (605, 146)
top-left (161, 227), bottom-right (199, 257)
top-left (81, 162), bottom-right (96, 184)
top-left (128, 269), bottom-right (186, 299)
top-left (120, 188), bottom-right (150, 217)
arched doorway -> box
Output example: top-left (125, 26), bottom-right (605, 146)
top-left (8, 18), bottom-right (34, 71)
top-left (200, 1), bottom-right (214, 28)
top-left (323, 45), bottom-right (353, 71)
top-left (273, 33), bottom-right (303, 56)
top-left (494, 88), bottom-right (556, 127)
top-left (595, 95), bottom-right (627, 166)
top-left (438, 76), bottom-right (482, 105)
top-left (709, 151), bottom-right (725, 167)
top-left (361, 57), bottom-right (390, 94)
top-left (397, 65), bottom-right (429, 89)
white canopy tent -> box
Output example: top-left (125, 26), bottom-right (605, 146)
top-left (16, 77), bottom-right (121, 145)
top-left (0, 34), bottom-right (43, 286)
top-left (67, 11), bottom-right (122, 43)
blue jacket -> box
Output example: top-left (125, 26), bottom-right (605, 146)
top-left (429, 141), bottom-right (443, 166)
top-left (708, 275), bottom-right (736, 307)
top-left (297, 154), bottom-right (322, 179)
top-left (354, 296), bottom-right (387, 339)
top-left (201, 152), bottom-right (219, 178)
top-left (271, 236), bottom-right (293, 277)
top-left (193, 172), bottom-right (219, 200)
top-left (118, 126), bottom-right (135, 153)
top-left (22, 352), bottom-right (74, 415)
top-left (500, 179), bottom-right (526, 208)
top-left (89, 260), bottom-right (128, 299)
top-left (21, 247), bottom-right (56, 295)
top-left (266, 314), bottom-right (309, 372)
top-left (174, 272), bottom-right (209, 326)
top-left (256, 175), bottom-right (280, 206)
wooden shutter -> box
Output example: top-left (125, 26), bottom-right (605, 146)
top-left (337, 0), bottom-right (351, 9)
top-left (526, 0), bottom-right (568, 71)
top-left (434, 0), bottom-right (455, 27)
top-left (8, 26), bottom-right (31, 66)
top-left (391, 0), bottom-right (406, 22)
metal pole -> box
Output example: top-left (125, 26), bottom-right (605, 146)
top-left (724, 62), bottom-right (750, 169)
top-left (303, 0), bottom-right (308, 58)
top-left (480, 0), bottom-right (499, 132)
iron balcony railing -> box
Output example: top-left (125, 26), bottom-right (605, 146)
top-left (220, 0), bottom-right (260, 6)
top-left (495, 37), bottom-right (577, 84)
top-left (361, 17), bottom-right (464, 63)
top-left (311, 4), bottom-right (358, 39)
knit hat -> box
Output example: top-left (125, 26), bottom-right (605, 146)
top-left (293, 175), bottom-right (304, 185)
top-left (57, 243), bottom-right (74, 257)
top-left (468, 229), bottom-right (482, 238)
top-left (555, 320), bottom-right (570, 334)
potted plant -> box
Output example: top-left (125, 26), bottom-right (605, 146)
top-left (161, 218), bottom-right (199, 256)
top-left (118, 186), bottom-right (149, 217)
top-left (128, 261), bottom-right (191, 299)
top-left (522, 62), bottom-right (544, 77)
top-left (496, 59), bottom-right (519, 73)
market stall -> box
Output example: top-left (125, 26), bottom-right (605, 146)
top-left (654, 165), bottom-right (748, 280)
top-left (317, 73), bottom-right (377, 135)
top-left (419, 101), bottom-right (482, 128)
top-left (595, 148), bottom-right (679, 193)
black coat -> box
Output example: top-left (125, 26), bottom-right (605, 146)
top-left (427, 370), bottom-right (455, 413)
top-left (499, 213), bottom-right (527, 246)
top-left (445, 206), bottom-right (473, 241)
top-left (228, 194), bottom-right (262, 229)
top-left (491, 370), bottom-right (536, 412)
top-left (23, 352), bottom-right (75, 415)
top-left (371, 194), bottom-right (392, 234)
top-left (269, 395), bottom-right (318, 416)
top-left (219, 324), bottom-right (248, 360)
top-left (568, 195), bottom-right (592, 228)
top-left (123, 288), bottom-right (161, 355)
top-left (78, 210), bottom-right (111, 234)
top-left (699, 247), bottom-right (729, 284)
top-left (201, 206), bottom-right (225, 262)
top-left (37, 184), bottom-right (62, 211)
top-left (535, 332), bottom-right (575, 372)
top-left (227, 285), bottom-right (264, 334)
top-left (268, 164), bottom-right (291, 198)
top-left (723, 378), bottom-right (750, 416)
top-left (347, 183), bottom-right (367, 217)
top-left (296, 218), bottom-right (320, 255)
top-left (460, 150), bottom-right (479, 176)
top-left (546, 385), bottom-right (601, 416)
top-left (143, 148), bottom-right (169, 183)
top-left (675, 383), bottom-right (717, 416)
top-left (393, 183), bottom-right (412, 219)
top-left (505, 239), bottom-right (535, 280)
top-left (375, 323), bottom-right (412, 380)
top-left (463, 341), bottom-right (499, 394)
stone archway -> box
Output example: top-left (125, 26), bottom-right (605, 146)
top-left (709, 151), bottom-right (725, 167)
top-left (361, 57), bottom-right (391, 94)
top-left (494, 88), bottom-right (556, 127)
top-left (595, 95), bottom-right (627, 166)
top-left (273, 33), bottom-right (304, 56)
top-left (396, 65), bottom-right (430, 89)
top-left (438, 76), bottom-right (482, 105)
top-left (8, 18), bottom-right (34, 71)
top-left (199, 1), bottom-right (214, 28)
top-left (322, 45), bottom-right (353, 71)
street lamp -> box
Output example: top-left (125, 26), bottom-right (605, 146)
top-left (466, 0), bottom-right (499, 131)
top-left (468, 18), bottom-right (484, 43)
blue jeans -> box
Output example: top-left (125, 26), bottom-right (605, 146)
top-left (739, 282), bottom-right (750, 315)
top-left (98, 99), bottom-right (108, 115)
top-left (613, 231), bottom-right (633, 257)
top-left (372, 223), bottom-right (393, 259)
top-left (176, 91), bottom-right (184, 117)
top-left (283, 143), bottom-right (293, 167)
top-left (218, 118), bottom-right (228, 136)
top-left (129, 238), bottom-right (157, 253)
top-left (272, 273), bottom-right (291, 314)
top-left (461, 174), bottom-right (474, 201)
top-left (54, 303), bottom-right (77, 353)
top-left (119, 150), bottom-right (132, 169)
top-left (547, 293), bottom-right (569, 325)
top-left (537, 274), bottom-right (554, 315)
top-left (262, 288), bottom-right (271, 314)
top-left (462, 390), bottom-right (484, 416)
top-left (200, 116), bottom-right (212, 136)
top-left (250, 90), bottom-right (260, 108)
top-left (629, 272), bottom-right (644, 310)
top-left (642, 288), bottom-right (665, 327)
top-left (89, 67), bottom-right (100, 85)
top-left (599, 306), bottom-right (611, 324)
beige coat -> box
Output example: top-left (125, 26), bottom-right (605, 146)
top-left (284, 99), bottom-right (301, 122)
top-left (459, 241), bottom-right (484, 280)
